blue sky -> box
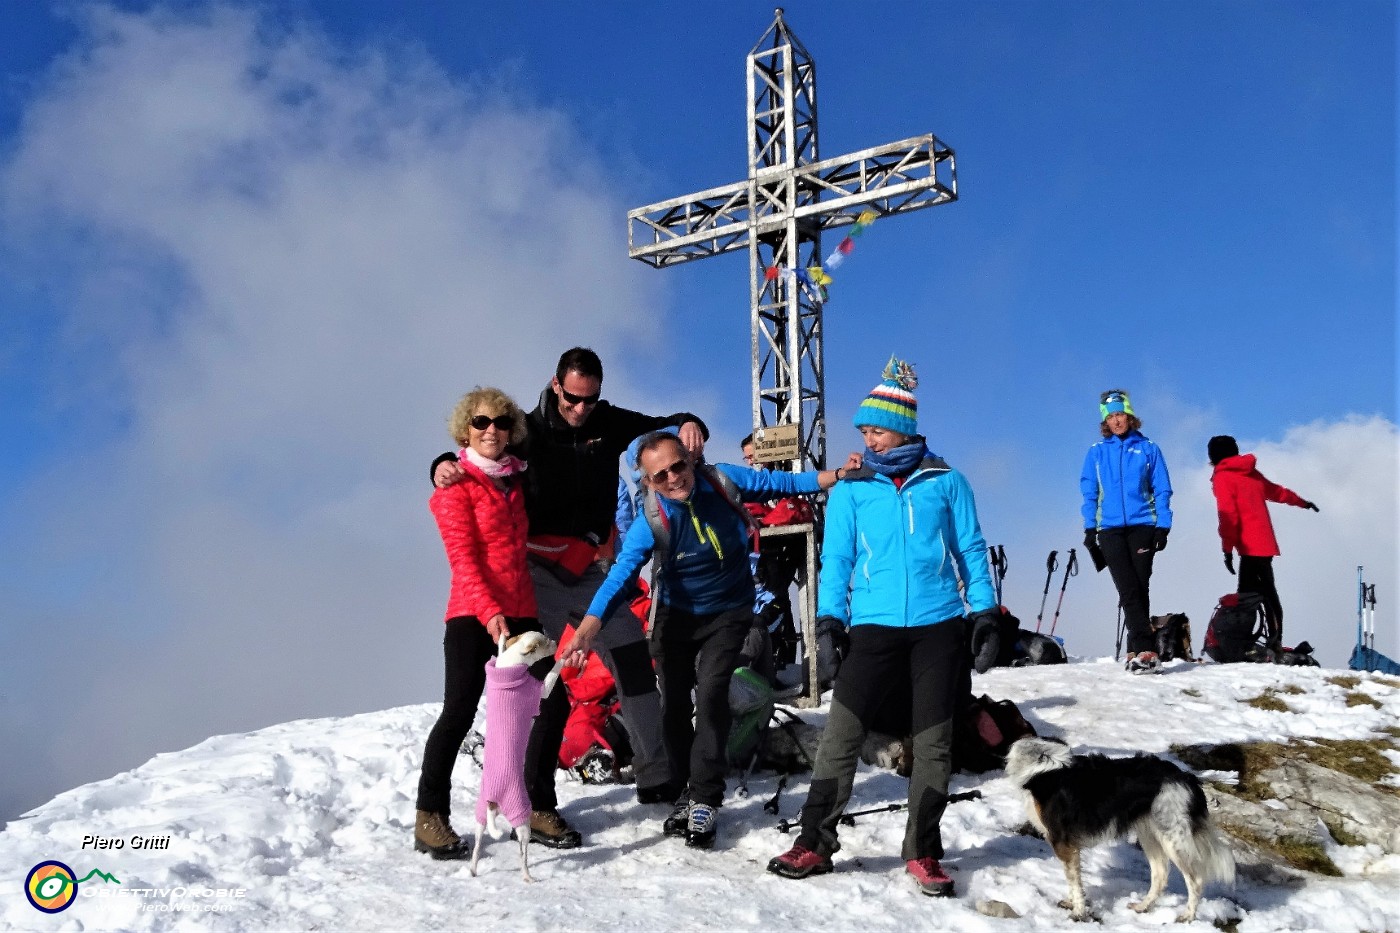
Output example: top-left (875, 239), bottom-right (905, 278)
top-left (1, 1), bottom-right (1395, 823)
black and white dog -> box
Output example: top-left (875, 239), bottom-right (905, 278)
top-left (1005, 736), bottom-right (1234, 922)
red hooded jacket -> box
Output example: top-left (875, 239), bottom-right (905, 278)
top-left (1211, 454), bottom-right (1308, 557)
top-left (429, 461), bottom-right (536, 622)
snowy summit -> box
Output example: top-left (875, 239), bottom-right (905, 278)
top-left (4, 658), bottom-right (1400, 932)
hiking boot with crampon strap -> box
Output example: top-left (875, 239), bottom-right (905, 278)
top-left (684, 802), bottom-right (717, 850)
top-left (906, 857), bottom-right (955, 897)
top-left (767, 843), bottom-right (833, 879)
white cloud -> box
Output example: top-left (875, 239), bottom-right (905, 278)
top-left (0, 6), bottom-right (671, 820)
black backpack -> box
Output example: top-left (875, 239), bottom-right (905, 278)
top-left (953, 694), bottom-right (1038, 773)
top-left (1014, 629), bottom-right (1068, 666)
top-left (1204, 593), bottom-right (1266, 663)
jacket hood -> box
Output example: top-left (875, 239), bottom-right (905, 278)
top-left (1214, 453), bottom-right (1258, 474)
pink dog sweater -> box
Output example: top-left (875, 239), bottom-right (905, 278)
top-left (475, 657), bottom-right (544, 828)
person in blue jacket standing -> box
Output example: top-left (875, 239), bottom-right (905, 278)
top-left (1080, 389), bottom-right (1173, 672)
top-left (565, 431), bottom-right (854, 850)
top-left (767, 356), bottom-right (999, 897)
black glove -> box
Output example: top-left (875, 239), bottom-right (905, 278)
top-left (1223, 552), bottom-right (1235, 575)
top-left (815, 615), bottom-right (849, 686)
top-left (1305, 501), bottom-right (1320, 512)
top-left (1083, 528), bottom-right (1096, 550)
top-left (1153, 527), bottom-right (1170, 552)
top-left (970, 611), bottom-right (1002, 674)
top-left (816, 615), bottom-right (850, 655)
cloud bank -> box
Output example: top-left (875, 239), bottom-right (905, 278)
top-left (0, 5), bottom-right (680, 822)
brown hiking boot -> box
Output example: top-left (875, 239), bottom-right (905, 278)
top-left (414, 810), bottom-right (470, 860)
top-left (528, 809), bottom-right (582, 849)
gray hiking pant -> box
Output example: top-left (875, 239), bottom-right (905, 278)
top-left (530, 562), bottom-right (671, 791)
top-left (797, 619), bottom-right (966, 861)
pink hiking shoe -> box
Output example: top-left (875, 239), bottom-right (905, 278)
top-left (906, 857), bottom-right (955, 897)
top-left (767, 844), bottom-right (833, 879)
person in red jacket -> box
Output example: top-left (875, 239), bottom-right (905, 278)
top-left (414, 386), bottom-right (564, 859)
top-left (1208, 435), bottom-right (1319, 649)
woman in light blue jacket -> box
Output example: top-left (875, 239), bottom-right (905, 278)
top-left (1079, 389), bottom-right (1173, 672)
top-left (768, 357), bottom-right (998, 897)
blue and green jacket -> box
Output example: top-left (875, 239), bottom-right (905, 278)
top-left (818, 454), bottom-right (995, 630)
top-left (588, 463), bottom-right (821, 622)
top-left (1079, 430), bottom-right (1173, 530)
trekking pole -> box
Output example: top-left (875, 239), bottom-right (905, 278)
top-left (838, 802), bottom-right (906, 826)
top-left (1364, 582), bottom-right (1378, 657)
top-left (763, 775), bottom-right (788, 815)
top-left (988, 545), bottom-right (1008, 605)
top-left (1034, 550), bottom-right (1058, 632)
top-left (1114, 602), bottom-right (1125, 662)
top-left (1048, 548), bottom-right (1078, 637)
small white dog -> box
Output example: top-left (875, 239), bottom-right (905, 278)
top-left (1005, 736), bottom-right (1234, 922)
top-left (470, 631), bottom-right (565, 882)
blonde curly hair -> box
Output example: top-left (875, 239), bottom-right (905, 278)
top-left (448, 387), bottom-right (527, 448)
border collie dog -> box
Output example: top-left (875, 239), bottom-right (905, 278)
top-left (1005, 736), bottom-right (1234, 922)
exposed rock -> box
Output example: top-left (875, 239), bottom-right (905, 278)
top-left (1256, 758), bottom-right (1400, 853)
top-left (975, 899), bottom-right (1021, 919)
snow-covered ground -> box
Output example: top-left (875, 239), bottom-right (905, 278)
top-left (4, 658), bottom-right (1399, 932)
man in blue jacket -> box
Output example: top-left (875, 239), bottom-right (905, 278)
top-left (565, 431), bottom-right (853, 850)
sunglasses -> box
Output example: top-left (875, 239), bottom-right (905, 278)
top-left (559, 387), bottom-right (601, 406)
top-left (470, 414), bottom-right (514, 432)
top-left (648, 459), bottom-right (691, 484)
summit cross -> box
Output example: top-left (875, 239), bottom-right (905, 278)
top-left (627, 8), bottom-right (958, 470)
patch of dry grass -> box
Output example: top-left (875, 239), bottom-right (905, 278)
top-left (1220, 823), bottom-right (1342, 876)
top-left (1174, 737), bottom-right (1400, 800)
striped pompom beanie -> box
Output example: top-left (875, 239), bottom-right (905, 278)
top-left (854, 355), bottom-right (918, 435)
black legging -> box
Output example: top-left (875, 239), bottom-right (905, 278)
top-left (1098, 525), bottom-right (1157, 655)
top-left (415, 616), bottom-right (569, 816)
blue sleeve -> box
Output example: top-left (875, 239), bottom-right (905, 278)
top-left (1079, 445), bottom-right (1101, 529)
top-left (1150, 443), bottom-right (1173, 528)
top-left (587, 516), bottom-right (655, 623)
top-left (719, 462), bottom-right (822, 498)
top-left (946, 471), bottom-right (996, 614)
top-left (817, 484), bottom-right (857, 624)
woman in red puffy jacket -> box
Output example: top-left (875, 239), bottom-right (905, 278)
top-left (414, 387), bottom-right (564, 859)
top-left (1208, 435), bottom-right (1319, 648)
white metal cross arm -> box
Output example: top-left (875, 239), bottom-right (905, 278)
top-left (627, 133), bottom-right (956, 268)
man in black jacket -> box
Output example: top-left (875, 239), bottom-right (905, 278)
top-left (433, 347), bottom-right (706, 845)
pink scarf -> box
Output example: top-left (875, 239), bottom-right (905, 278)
top-left (461, 447), bottom-right (527, 479)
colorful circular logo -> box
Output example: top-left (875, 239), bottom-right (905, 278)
top-left (25, 861), bottom-right (78, 913)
